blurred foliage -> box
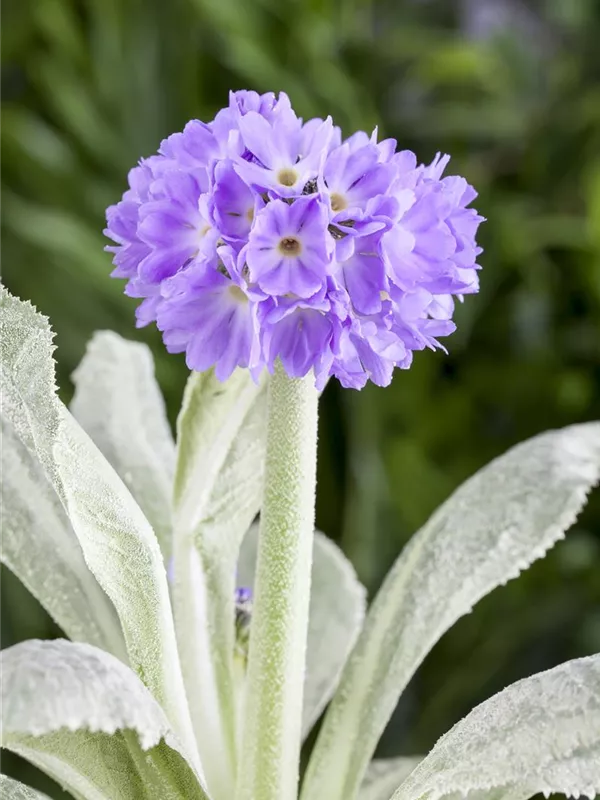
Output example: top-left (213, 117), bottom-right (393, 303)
top-left (2, 0), bottom-right (600, 795)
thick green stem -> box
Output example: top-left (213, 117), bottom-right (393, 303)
top-left (236, 363), bottom-right (319, 800)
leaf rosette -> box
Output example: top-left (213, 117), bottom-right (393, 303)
top-left (1, 284), bottom-right (599, 800)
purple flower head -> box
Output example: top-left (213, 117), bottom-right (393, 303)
top-left (105, 90), bottom-right (484, 388)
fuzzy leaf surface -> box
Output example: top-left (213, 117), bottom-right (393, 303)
top-left (1, 417), bottom-right (125, 657)
top-left (0, 287), bottom-right (197, 765)
top-left (393, 655), bottom-right (600, 800)
top-left (0, 285), bottom-right (59, 475)
top-left (0, 287), bottom-right (125, 658)
top-left (358, 758), bottom-right (422, 800)
top-left (302, 423), bottom-right (600, 800)
top-left (0, 774), bottom-right (54, 800)
top-left (1, 640), bottom-right (208, 800)
top-left (71, 331), bottom-right (175, 560)
top-left (53, 408), bottom-right (198, 766)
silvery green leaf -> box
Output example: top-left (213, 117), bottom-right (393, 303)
top-left (1, 640), bottom-right (208, 800)
top-left (71, 331), bottom-right (175, 560)
top-left (237, 525), bottom-right (367, 738)
top-left (54, 408), bottom-right (199, 769)
top-left (358, 758), bottom-right (422, 800)
top-left (302, 423), bottom-right (600, 800)
top-left (0, 288), bottom-right (125, 659)
top-left (171, 369), bottom-right (267, 798)
top-left (173, 369), bottom-right (267, 543)
top-left (433, 791), bottom-right (529, 800)
top-left (302, 533), bottom-right (367, 736)
top-left (0, 774), bottom-right (54, 800)
top-left (392, 655), bottom-right (600, 800)
top-left (0, 286), bottom-right (59, 476)
top-left (1, 417), bottom-right (126, 658)
top-left (0, 288), bottom-right (198, 767)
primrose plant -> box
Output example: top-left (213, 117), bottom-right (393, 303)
top-left (1, 90), bottom-right (599, 800)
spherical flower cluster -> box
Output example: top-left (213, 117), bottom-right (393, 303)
top-left (105, 90), bottom-right (483, 389)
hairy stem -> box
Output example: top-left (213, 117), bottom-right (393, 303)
top-left (236, 362), bottom-right (319, 800)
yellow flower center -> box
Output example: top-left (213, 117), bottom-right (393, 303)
top-left (330, 192), bottom-right (348, 212)
top-left (278, 236), bottom-right (302, 256)
top-left (229, 285), bottom-right (248, 303)
top-left (277, 168), bottom-right (298, 187)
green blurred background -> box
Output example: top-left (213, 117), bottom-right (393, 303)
top-left (2, 0), bottom-right (600, 795)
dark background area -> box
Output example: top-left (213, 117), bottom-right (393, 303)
top-left (2, 0), bottom-right (600, 796)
